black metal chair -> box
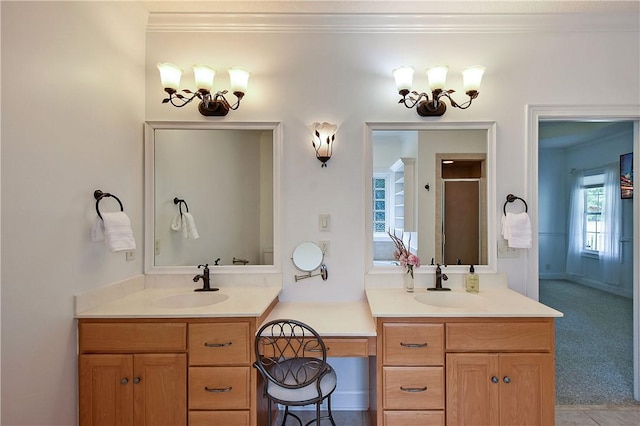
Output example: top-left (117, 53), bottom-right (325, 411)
top-left (254, 319), bottom-right (337, 426)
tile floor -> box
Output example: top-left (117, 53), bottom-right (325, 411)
top-left (277, 406), bottom-right (640, 425)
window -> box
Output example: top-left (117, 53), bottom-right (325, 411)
top-left (583, 173), bottom-right (605, 252)
top-left (372, 175), bottom-right (388, 233)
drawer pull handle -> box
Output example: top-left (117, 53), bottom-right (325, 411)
top-left (120, 378), bottom-right (129, 385)
top-left (400, 386), bottom-right (428, 393)
top-left (503, 376), bottom-right (511, 384)
top-left (400, 342), bottom-right (428, 348)
top-left (134, 377), bottom-right (141, 384)
top-left (205, 386), bottom-right (233, 393)
top-left (204, 342), bottom-right (232, 348)
top-left (307, 347), bottom-right (329, 352)
top-left (491, 376), bottom-right (499, 384)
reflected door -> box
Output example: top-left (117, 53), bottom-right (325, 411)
top-left (443, 180), bottom-right (480, 265)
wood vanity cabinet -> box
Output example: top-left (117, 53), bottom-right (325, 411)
top-left (78, 314), bottom-right (273, 426)
top-left (78, 322), bottom-right (188, 426)
top-left (445, 320), bottom-right (555, 426)
top-left (375, 318), bottom-right (555, 426)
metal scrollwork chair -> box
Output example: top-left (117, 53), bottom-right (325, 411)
top-left (254, 319), bottom-right (337, 426)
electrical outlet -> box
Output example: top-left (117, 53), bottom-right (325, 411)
top-left (125, 250), bottom-right (135, 261)
top-left (155, 240), bottom-right (161, 255)
top-left (497, 239), bottom-right (519, 258)
top-left (319, 240), bottom-right (330, 256)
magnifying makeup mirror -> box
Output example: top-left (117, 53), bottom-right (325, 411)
top-left (292, 242), bottom-right (328, 282)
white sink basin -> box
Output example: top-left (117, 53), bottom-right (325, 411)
top-left (414, 292), bottom-right (486, 309)
top-left (152, 292), bottom-right (229, 309)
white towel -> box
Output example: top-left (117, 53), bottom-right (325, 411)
top-left (183, 212), bottom-right (199, 240)
top-left (501, 212), bottom-right (532, 249)
top-left (101, 212), bottom-right (136, 252)
top-left (91, 216), bottom-right (105, 242)
top-left (170, 213), bottom-right (199, 240)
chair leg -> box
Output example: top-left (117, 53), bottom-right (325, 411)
top-left (327, 395), bottom-right (336, 426)
top-left (316, 402), bottom-right (321, 425)
top-left (267, 399), bottom-right (272, 426)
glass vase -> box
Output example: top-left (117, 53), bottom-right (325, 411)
top-left (404, 270), bottom-right (414, 293)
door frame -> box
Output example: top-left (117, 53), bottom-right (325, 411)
top-left (526, 104), bottom-right (640, 400)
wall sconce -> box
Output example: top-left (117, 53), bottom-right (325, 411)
top-left (310, 122), bottom-right (337, 167)
top-left (157, 63), bottom-right (250, 116)
top-left (393, 65), bottom-right (485, 117)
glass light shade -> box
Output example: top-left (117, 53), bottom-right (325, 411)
top-left (228, 68), bottom-right (250, 94)
top-left (157, 63), bottom-right (183, 91)
top-left (392, 66), bottom-right (414, 92)
top-left (426, 65), bottom-right (449, 91)
top-left (310, 122), bottom-right (337, 157)
top-left (462, 65), bottom-right (486, 93)
top-left (192, 65), bottom-right (215, 92)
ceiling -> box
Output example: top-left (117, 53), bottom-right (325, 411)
top-left (143, 0), bottom-right (640, 14)
top-left (538, 121), bottom-right (634, 149)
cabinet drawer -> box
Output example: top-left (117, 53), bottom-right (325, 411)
top-left (189, 323), bottom-right (250, 365)
top-left (446, 321), bottom-right (553, 352)
top-left (79, 322), bottom-right (186, 352)
top-left (324, 338), bottom-right (370, 357)
top-left (383, 367), bottom-right (444, 410)
top-left (383, 323), bottom-right (444, 365)
top-left (188, 410), bottom-right (249, 426)
top-left (189, 367), bottom-right (250, 410)
top-left (384, 410), bottom-right (444, 426)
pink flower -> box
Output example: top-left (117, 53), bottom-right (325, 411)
top-left (407, 253), bottom-right (420, 267)
top-left (387, 229), bottom-right (421, 273)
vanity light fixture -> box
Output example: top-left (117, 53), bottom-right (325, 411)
top-left (310, 122), bottom-right (337, 167)
top-left (157, 63), bottom-right (250, 116)
top-left (393, 65), bottom-right (486, 117)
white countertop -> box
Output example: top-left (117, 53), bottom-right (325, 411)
top-left (75, 285), bottom-right (281, 318)
top-left (262, 301), bottom-right (377, 337)
top-left (366, 285), bottom-right (563, 318)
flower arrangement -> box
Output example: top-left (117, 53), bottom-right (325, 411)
top-left (387, 229), bottom-right (421, 278)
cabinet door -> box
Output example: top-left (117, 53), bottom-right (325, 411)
top-left (446, 353), bottom-right (499, 426)
top-left (133, 354), bottom-right (187, 426)
top-left (499, 353), bottom-right (554, 426)
top-left (79, 354), bottom-right (134, 426)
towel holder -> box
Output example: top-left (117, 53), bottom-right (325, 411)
top-left (94, 190), bottom-right (124, 220)
top-left (503, 193), bottom-right (528, 215)
top-left (173, 197), bottom-right (190, 216)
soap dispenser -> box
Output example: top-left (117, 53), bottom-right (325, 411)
top-left (465, 265), bottom-right (479, 293)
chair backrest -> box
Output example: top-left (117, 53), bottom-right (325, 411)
top-left (254, 319), bottom-right (328, 389)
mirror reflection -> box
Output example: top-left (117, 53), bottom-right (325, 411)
top-left (370, 124), bottom-right (493, 268)
top-left (146, 123), bottom-right (280, 271)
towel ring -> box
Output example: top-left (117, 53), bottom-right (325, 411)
top-left (503, 194), bottom-right (528, 216)
top-left (94, 190), bottom-right (124, 220)
top-left (173, 197), bottom-right (190, 216)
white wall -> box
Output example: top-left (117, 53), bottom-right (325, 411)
top-left (1, 2), bottom-right (147, 425)
top-left (0, 2), bottom-right (638, 424)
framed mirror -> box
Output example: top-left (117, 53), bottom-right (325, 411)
top-left (365, 122), bottom-right (497, 274)
top-left (144, 121), bottom-right (282, 274)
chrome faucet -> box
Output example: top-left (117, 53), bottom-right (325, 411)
top-left (428, 264), bottom-right (450, 291)
top-left (193, 264), bottom-right (219, 292)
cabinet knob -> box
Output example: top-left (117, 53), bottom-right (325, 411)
top-left (503, 376), bottom-right (511, 384)
top-left (120, 378), bottom-right (129, 385)
top-left (491, 376), bottom-right (499, 384)
top-left (134, 377), bottom-right (141, 384)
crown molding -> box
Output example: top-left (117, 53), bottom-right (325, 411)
top-left (147, 12), bottom-right (639, 34)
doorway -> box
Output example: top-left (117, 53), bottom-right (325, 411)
top-left (526, 105), bottom-right (639, 403)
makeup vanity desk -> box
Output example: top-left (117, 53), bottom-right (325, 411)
top-left (261, 300), bottom-right (378, 357)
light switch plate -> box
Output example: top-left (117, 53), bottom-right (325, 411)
top-left (319, 214), bottom-right (330, 231)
